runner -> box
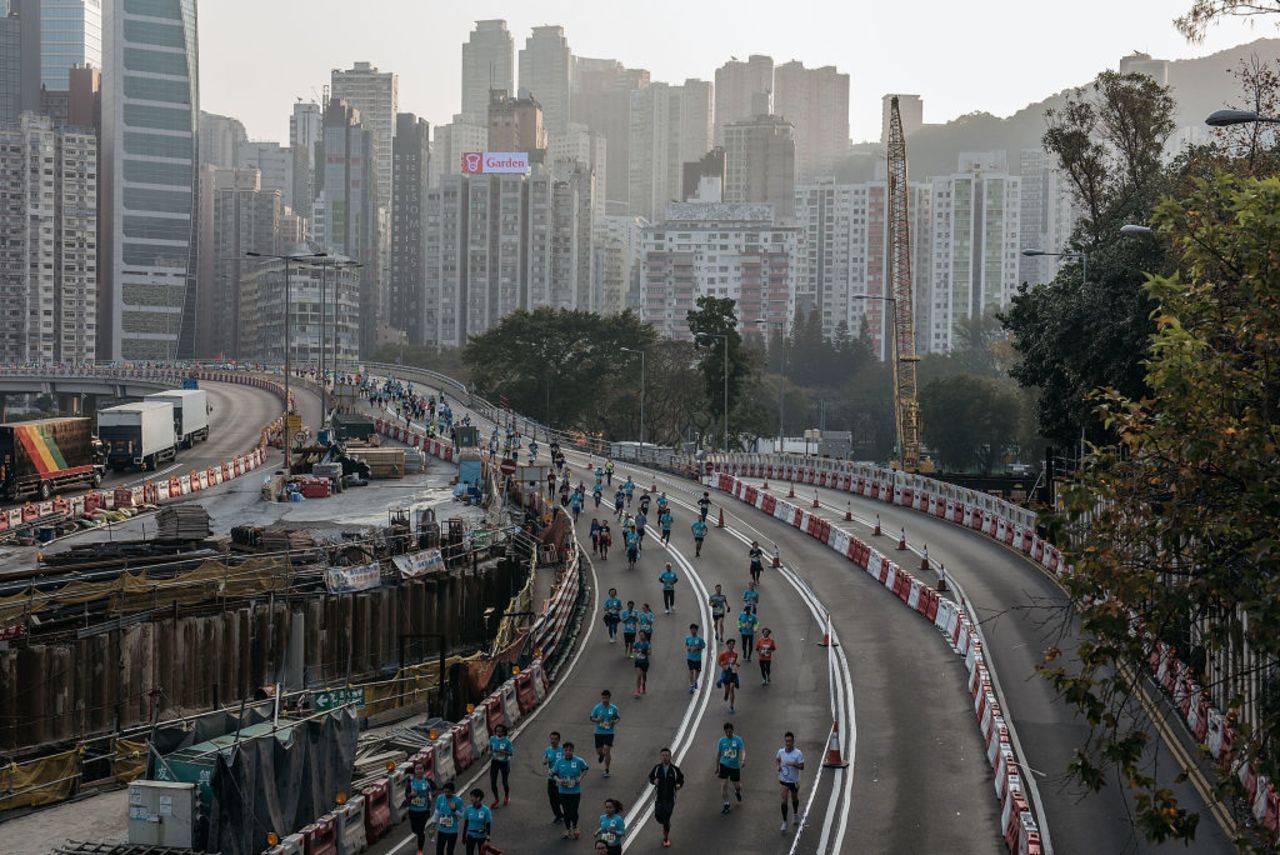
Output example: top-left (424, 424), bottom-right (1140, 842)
top-left (748, 541), bottom-right (765, 584)
top-left (638, 491), bottom-right (651, 517)
top-left (633, 629), bottom-right (652, 697)
top-left (598, 521), bottom-right (612, 561)
top-left (637, 603), bottom-right (655, 637)
top-left (461, 788), bottom-right (494, 855)
top-left (708, 584), bottom-right (730, 643)
top-left (715, 723), bottom-right (746, 813)
top-left (624, 530), bottom-right (639, 571)
top-left (620, 601), bottom-right (640, 657)
top-left (658, 507), bottom-right (673, 544)
top-left (743, 580), bottom-right (760, 613)
top-left (756, 627), bottom-right (777, 686)
top-left (592, 481), bottom-right (603, 509)
top-left (404, 760), bottom-right (436, 855)
top-left (542, 731), bottom-right (565, 825)
top-left (570, 490), bottom-right (583, 523)
top-left (596, 799), bottom-right (626, 855)
top-left (488, 724), bottom-right (513, 807)
top-left (691, 517), bottom-right (708, 557)
top-left (716, 638), bottom-right (740, 713)
top-left (698, 491), bottom-right (711, 522)
top-left (737, 607), bottom-right (759, 662)
top-left (775, 731), bottom-right (806, 833)
top-left (657, 491), bottom-right (669, 512)
top-left (595, 464), bottom-right (605, 485)
top-left (623, 476), bottom-right (635, 507)
top-left (613, 487), bottom-right (626, 520)
top-left (658, 563), bottom-right (679, 613)
top-left (553, 743), bottom-right (590, 840)
top-left (634, 509), bottom-right (647, 550)
top-left (432, 781), bottom-right (464, 855)
top-left (589, 689), bottom-right (621, 778)
top-left (602, 588), bottom-right (623, 644)
top-left (605, 458), bottom-right (615, 486)
top-left (684, 624), bottom-right (706, 693)
top-left (647, 748), bottom-right (685, 849)
top-left (589, 518), bottom-right (601, 557)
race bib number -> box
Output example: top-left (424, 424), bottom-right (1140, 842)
top-left (722, 748), bottom-right (738, 761)
top-left (603, 832), bottom-right (617, 844)
top-left (439, 816), bottom-right (454, 829)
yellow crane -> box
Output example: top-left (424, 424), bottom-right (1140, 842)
top-left (885, 96), bottom-right (927, 473)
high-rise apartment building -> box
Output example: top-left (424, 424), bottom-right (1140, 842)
top-left (487, 89), bottom-right (546, 157)
top-left (290, 100), bottom-right (322, 219)
top-left (881, 94), bottom-right (923, 145)
top-left (1017, 148), bottom-right (1075, 287)
top-left (39, 63), bottom-right (99, 129)
top-left (428, 114), bottom-right (487, 187)
top-left (100, 0), bottom-right (199, 360)
top-left (390, 113), bottom-right (429, 345)
top-left (549, 122), bottom-right (606, 220)
top-left (640, 201), bottom-right (796, 340)
top-left (518, 25), bottom-right (571, 137)
top-left (319, 97), bottom-right (376, 355)
top-left (592, 214), bottom-right (645, 315)
top-left (714, 54), bottom-right (773, 144)
top-left (242, 261), bottom-right (359, 365)
top-left (928, 157), bottom-right (1021, 353)
top-left (238, 140), bottom-right (292, 209)
top-left (1, 0), bottom-right (41, 124)
top-left (1119, 51), bottom-right (1169, 84)
top-left (194, 166), bottom-right (284, 360)
top-left (461, 19), bottom-right (514, 123)
top-left (682, 147), bottom-right (725, 201)
top-left (0, 113), bottom-right (97, 363)
top-left (331, 61), bottom-right (397, 213)
top-left (572, 57), bottom-right (648, 213)
top-left (724, 114), bottom-right (795, 221)
top-left (773, 61), bottom-right (849, 182)
top-left (628, 79), bottom-right (713, 222)
top-left (198, 111), bottom-right (245, 168)
top-left (40, 0), bottom-right (101, 90)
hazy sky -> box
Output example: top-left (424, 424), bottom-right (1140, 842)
top-left (199, 0), bottom-right (1270, 143)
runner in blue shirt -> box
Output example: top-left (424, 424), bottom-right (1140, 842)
top-left (553, 742), bottom-right (591, 839)
top-left (602, 589), bottom-right (623, 644)
top-left (743, 580), bottom-right (760, 613)
top-left (738, 607), bottom-right (759, 662)
top-left (488, 724), bottom-right (513, 807)
top-left (623, 477), bottom-right (635, 506)
top-left (590, 689), bottom-right (621, 777)
top-left (638, 603), bottom-right (655, 636)
top-left (620, 601), bottom-right (640, 657)
top-left (657, 492), bottom-right (669, 512)
top-left (659, 563), bottom-right (679, 613)
top-left (691, 518), bottom-right (708, 558)
top-left (542, 731), bottom-right (565, 825)
top-left (685, 624), bottom-right (707, 694)
top-left (592, 482), bottom-right (603, 508)
top-left (595, 465), bottom-right (605, 485)
top-left (624, 530), bottom-right (639, 570)
top-left (461, 788), bottom-right (493, 854)
top-left (633, 630), bottom-right (652, 697)
top-left (634, 510), bottom-right (647, 550)
top-left (613, 488), bottom-right (626, 520)
top-left (404, 760), bottom-right (436, 855)
top-left (432, 781), bottom-right (463, 855)
top-left (570, 490), bottom-right (583, 523)
top-left (596, 798), bottom-right (627, 855)
top-left (658, 508), bottom-right (674, 544)
top-left (716, 723), bottom-right (747, 813)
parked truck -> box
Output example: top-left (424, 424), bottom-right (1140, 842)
top-left (98, 402), bottom-right (177, 472)
top-left (145, 389), bottom-right (210, 449)
top-left (0, 417), bottom-right (105, 501)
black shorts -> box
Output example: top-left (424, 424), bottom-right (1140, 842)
top-left (687, 658), bottom-right (702, 672)
top-left (781, 781), bottom-right (799, 794)
top-left (623, 631), bottom-right (636, 644)
top-left (594, 733), bottom-right (615, 748)
top-left (717, 764), bottom-right (741, 782)
top-left (718, 670), bottom-right (739, 688)
top-left (635, 659), bottom-right (649, 671)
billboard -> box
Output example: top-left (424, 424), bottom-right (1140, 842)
top-left (461, 151), bottom-right (530, 175)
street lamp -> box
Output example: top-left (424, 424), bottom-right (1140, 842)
top-left (311, 256), bottom-right (362, 428)
top-left (1022, 248), bottom-right (1088, 283)
top-left (1119, 224), bottom-right (1153, 237)
top-left (619, 346), bottom-right (645, 447)
top-left (1205, 109), bottom-right (1280, 127)
top-left (245, 250), bottom-right (326, 472)
top-left (754, 317), bottom-right (784, 452)
top-left (695, 332), bottom-right (730, 452)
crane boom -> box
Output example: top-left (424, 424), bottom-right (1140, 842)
top-left (886, 96), bottom-right (923, 472)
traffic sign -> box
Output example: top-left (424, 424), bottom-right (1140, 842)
top-left (312, 687), bottom-right (365, 711)
top-left (500, 458), bottom-right (517, 476)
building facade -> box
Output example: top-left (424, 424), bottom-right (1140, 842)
top-left (548, 121), bottom-right (606, 220)
top-left (461, 19), bottom-right (514, 123)
top-left (571, 57), bottom-right (648, 214)
top-left (428, 115), bottom-right (487, 187)
top-left (592, 214), bottom-right (645, 315)
top-left (100, 0), bottom-right (199, 360)
top-left (773, 61), bottom-right (848, 182)
top-left (0, 0), bottom-right (41, 124)
top-left (390, 112), bottom-right (429, 344)
top-left (714, 54), bottom-right (773, 144)
top-left (40, 0), bottom-right (101, 91)
top-left (318, 97), bottom-right (376, 355)
top-left (238, 140), bottom-right (292, 209)
top-left (518, 25), bottom-right (571, 137)
top-left (1017, 148), bottom-right (1075, 286)
top-left (628, 80), bottom-right (713, 222)
top-left (331, 61), bottom-right (397, 214)
top-left (198, 110), bottom-right (244, 168)
top-left (242, 261), bottom-right (360, 365)
top-left (487, 89), bottom-right (546, 157)
top-left (724, 113), bottom-right (795, 221)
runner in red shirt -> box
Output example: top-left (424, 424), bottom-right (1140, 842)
top-left (755, 628), bottom-right (777, 686)
top-left (716, 639), bottom-right (741, 713)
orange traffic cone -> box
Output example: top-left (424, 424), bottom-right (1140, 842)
top-left (717, 507), bottom-right (725, 529)
top-left (762, 479), bottom-right (770, 490)
top-left (816, 612), bottom-right (837, 647)
top-left (873, 514), bottom-right (881, 536)
top-left (651, 481), bottom-right (657, 493)
top-left (845, 501), bottom-right (853, 521)
top-left (812, 489), bottom-right (820, 509)
top-left (897, 527), bottom-right (907, 551)
top-left (937, 563), bottom-right (949, 593)
top-left (771, 543), bottom-right (781, 568)
top-left (920, 545), bottom-right (930, 572)
top-left (788, 482), bottom-right (796, 498)
top-left (822, 721), bottom-right (849, 768)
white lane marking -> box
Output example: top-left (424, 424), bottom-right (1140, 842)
top-left (384, 539), bottom-right (600, 855)
top-left (124, 463), bottom-right (178, 487)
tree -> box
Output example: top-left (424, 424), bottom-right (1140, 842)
top-left (687, 297), bottom-right (752, 448)
top-left (1176, 0), bottom-right (1280, 42)
top-left (1045, 173), bottom-right (1280, 851)
top-left (920, 375), bottom-right (1021, 473)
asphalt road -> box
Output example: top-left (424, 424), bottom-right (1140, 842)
top-left (364, 396), bottom-right (1003, 854)
top-left (733, 475), bottom-right (1237, 854)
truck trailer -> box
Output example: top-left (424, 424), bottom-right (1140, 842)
top-left (98, 402), bottom-right (178, 472)
top-left (0, 417), bottom-right (105, 501)
top-left (145, 389), bottom-right (210, 449)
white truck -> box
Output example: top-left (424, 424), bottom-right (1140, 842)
top-left (98, 402), bottom-right (178, 472)
top-left (145, 389), bottom-right (210, 449)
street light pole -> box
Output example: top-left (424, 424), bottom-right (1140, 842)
top-left (1021, 248), bottom-right (1089, 283)
top-left (755, 318), bottom-right (784, 452)
top-left (620, 346), bottom-right (645, 447)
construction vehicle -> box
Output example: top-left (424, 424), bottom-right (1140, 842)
top-left (0, 417), bottom-right (105, 501)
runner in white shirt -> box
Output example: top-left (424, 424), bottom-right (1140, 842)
top-left (775, 731), bottom-right (806, 833)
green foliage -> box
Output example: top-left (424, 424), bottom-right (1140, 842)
top-left (920, 375), bottom-right (1023, 473)
top-left (1051, 173), bottom-right (1280, 852)
top-left (687, 297), bottom-right (753, 448)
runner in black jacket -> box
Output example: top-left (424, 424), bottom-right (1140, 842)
top-left (647, 748), bottom-right (685, 849)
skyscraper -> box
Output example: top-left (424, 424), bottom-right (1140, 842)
top-left (724, 113), bottom-right (795, 221)
top-left (628, 79), bottom-right (713, 222)
top-left (40, 0), bottom-right (101, 90)
top-left (198, 111), bottom-right (245, 168)
top-left (331, 61), bottom-right (397, 213)
top-left (0, 114), bottom-right (98, 363)
top-left (714, 54), bottom-right (773, 143)
top-left (549, 122), bottom-right (607, 221)
top-left (101, 0), bottom-right (199, 361)
top-left (773, 61), bottom-right (849, 182)
top-left (428, 114), bottom-right (487, 187)
top-left (487, 89), bottom-right (546, 156)
top-left (1017, 148), bottom-right (1075, 287)
top-left (319, 97), bottom-right (376, 355)
top-left (290, 100), bottom-right (322, 219)
top-left (461, 19), bottom-right (514, 123)
top-left (518, 25), bottom-right (571, 137)
top-left (0, 0), bottom-right (42, 124)
top-left (572, 57), bottom-right (648, 213)
top-left (238, 140), bottom-right (292, 208)
top-left (390, 113), bottom-right (429, 345)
